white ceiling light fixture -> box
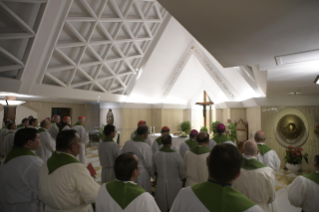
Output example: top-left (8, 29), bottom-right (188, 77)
top-left (275, 50), bottom-right (319, 66)
top-left (0, 100), bottom-right (26, 106)
top-left (315, 75), bottom-right (319, 85)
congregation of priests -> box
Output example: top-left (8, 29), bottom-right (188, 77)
top-left (0, 116), bottom-right (318, 212)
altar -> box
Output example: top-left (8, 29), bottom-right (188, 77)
top-left (148, 133), bottom-right (189, 152)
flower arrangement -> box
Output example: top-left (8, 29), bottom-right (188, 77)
top-left (211, 121), bottom-right (220, 134)
top-left (200, 126), bottom-right (208, 132)
top-left (284, 146), bottom-right (308, 165)
top-left (180, 121), bottom-right (191, 134)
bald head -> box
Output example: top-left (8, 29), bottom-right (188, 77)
top-left (243, 140), bottom-right (258, 156)
top-left (197, 132), bottom-right (209, 143)
top-left (254, 130), bottom-right (266, 143)
top-left (41, 119), bottom-right (50, 129)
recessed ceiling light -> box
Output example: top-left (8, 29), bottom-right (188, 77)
top-left (315, 75), bottom-right (319, 85)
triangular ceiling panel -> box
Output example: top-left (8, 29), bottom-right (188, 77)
top-left (126, 3), bottom-right (143, 20)
top-left (90, 23), bottom-right (109, 42)
top-left (58, 46), bottom-right (84, 64)
top-left (68, 0), bottom-right (92, 17)
top-left (48, 50), bottom-right (73, 68)
top-left (50, 69), bottom-right (74, 85)
top-left (68, 21), bottom-right (94, 42)
top-left (58, 24), bottom-right (82, 44)
top-left (80, 47), bottom-right (100, 64)
top-left (100, 0), bottom-right (120, 18)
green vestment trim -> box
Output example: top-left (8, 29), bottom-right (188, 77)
top-left (17, 124), bottom-right (24, 129)
top-left (4, 146), bottom-right (38, 164)
top-left (50, 121), bottom-right (58, 130)
top-left (213, 134), bottom-right (229, 144)
top-left (106, 180), bottom-right (146, 209)
top-left (134, 130), bottom-right (137, 136)
top-left (190, 145), bottom-right (210, 155)
top-left (159, 146), bottom-right (175, 152)
top-left (156, 136), bottom-right (162, 146)
top-left (37, 128), bottom-right (46, 133)
top-left (303, 173), bottom-right (319, 185)
top-left (242, 158), bottom-right (267, 170)
top-left (103, 136), bottom-right (114, 142)
top-left (132, 135), bottom-right (145, 142)
top-left (47, 151), bottom-right (80, 174)
top-left (257, 144), bottom-right (272, 156)
top-left (5, 130), bottom-right (14, 137)
top-left (72, 122), bottom-right (81, 127)
top-left (185, 139), bottom-right (197, 149)
top-left (192, 182), bottom-right (256, 212)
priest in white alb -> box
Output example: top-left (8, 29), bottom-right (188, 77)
top-left (179, 129), bottom-right (198, 158)
top-left (98, 124), bottom-right (120, 184)
top-left (3, 122), bottom-right (16, 155)
top-left (154, 134), bottom-right (184, 212)
top-left (49, 115), bottom-right (60, 140)
top-left (35, 119), bottom-right (55, 161)
top-left (0, 128), bottom-right (44, 212)
top-left (170, 143), bottom-right (263, 212)
top-left (39, 130), bottom-right (100, 212)
top-left (233, 140), bottom-right (276, 212)
top-left (152, 126), bottom-right (177, 153)
top-left (28, 118), bottom-right (38, 128)
top-left (184, 131), bottom-right (210, 186)
top-left (255, 131), bottom-right (280, 171)
top-left (0, 119), bottom-right (12, 157)
top-left (72, 115), bottom-right (89, 165)
top-left (130, 120), bottom-right (152, 146)
top-left (287, 153), bottom-right (319, 212)
top-left (122, 124), bottom-right (153, 193)
top-left (96, 152), bottom-right (160, 212)
top-left (60, 116), bottom-right (71, 131)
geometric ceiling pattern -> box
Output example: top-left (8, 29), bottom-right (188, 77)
top-left (39, 0), bottom-right (167, 95)
top-left (0, 0), bottom-right (47, 79)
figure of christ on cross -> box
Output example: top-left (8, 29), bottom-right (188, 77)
top-left (196, 91), bottom-right (214, 127)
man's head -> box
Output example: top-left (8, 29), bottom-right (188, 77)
top-left (40, 119), bottom-right (50, 130)
top-left (254, 130), bottom-right (266, 143)
top-left (14, 128), bottom-right (41, 150)
top-left (189, 129), bottom-right (198, 139)
top-left (63, 116), bottom-right (71, 125)
top-left (7, 123), bottom-right (16, 130)
top-left (137, 120), bottom-right (146, 127)
top-left (28, 115), bottom-right (33, 120)
top-left (161, 126), bottom-right (170, 136)
top-left (216, 123), bottom-right (226, 134)
top-left (22, 118), bottom-right (29, 127)
top-left (314, 154), bottom-right (319, 171)
top-left (243, 140), bottom-right (258, 157)
top-left (5, 119), bottom-right (12, 127)
top-left (207, 143), bottom-right (243, 184)
top-left (104, 124), bottom-right (116, 138)
top-left (78, 116), bottom-right (85, 125)
top-left (56, 130), bottom-right (81, 156)
top-left (162, 134), bottom-right (172, 146)
top-left (46, 117), bottom-right (51, 122)
top-left (197, 131), bottom-right (209, 146)
top-left (114, 152), bottom-right (139, 181)
top-left (227, 118), bottom-right (231, 124)
top-left (137, 124), bottom-right (149, 139)
top-left (29, 118), bottom-right (38, 127)
top-left (52, 115), bottom-right (60, 123)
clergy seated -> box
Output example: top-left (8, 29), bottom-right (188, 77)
top-left (130, 120), bottom-right (152, 146)
top-left (184, 132), bottom-right (210, 186)
top-left (154, 134), bottom-right (184, 212)
top-left (122, 124), bottom-right (153, 193)
top-left (287, 154), bottom-right (319, 212)
top-left (48, 115), bottom-right (60, 140)
top-left (152, 126), bottom-right (176, 153)
top-left (0, 128), bottom-right (44, 212)
top-left (35, 119), bottom-right (55, 161)
top-left (72, 115), bottom-right (89, 165)
top-left (213, 123), bottom-right (229, 144)
top-left (179, 129), bottom-right (198, 158)
top-left (233, 140), bottom-right (276, 212)
top-left (98, 124), bottom-right (120, 184)
top-left (255, 131), bottom-right (281, 171)
top-left (39, 130), bottom-right (100, 212)
top-left (96, 153), bottom-right (160, 212)
top-left (170, 143), bottom-right (263, 212)
top-left (0, 119), bottom-right (12, 157)
top-left (3, 122), bottom-right (16, 155)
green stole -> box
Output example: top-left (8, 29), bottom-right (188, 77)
top-left (50, 121), bottom-right (58, 130)
top-left (192, 182), bottom-right (256, 212)
top-left (37, 128), bottom-right (46, 133)
top-left (133, 130), bottom-right (137, 137)
top-left (213, 134), bottom-right (229, 144)
top-left (257, 144), bottom-right (272, 155)
top-left (106, 180), bottom-right (146, 209)
top-left (103, 136), bottom-right (114, 142)
top-left (303, 172), bottom-right (319, 185)
top-left (5, 130), bottom-right (15, 137)
top-left (47, 151), bottom-right (80, 174)
top-left (4, 146), bottom-right (38, 164)
top-left (72, 122), bottom-right (81, 127)
top-left (242, 158), bottom-right (267, 170)
top-left (156, 136), bottom-right (162, 146)
top-left (159, 146), bottom-right (175, 152)
top-left (190, 145), bottom-right (210, 155)
top-left (185, 139), bottom-right (197, 149)
top-left (132, 135), bottom-right (145, 142)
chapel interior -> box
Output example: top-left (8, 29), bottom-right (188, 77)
top-left (0, 0), bottom-right (319, 212)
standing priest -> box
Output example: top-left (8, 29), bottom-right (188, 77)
top-left (131, 120), bottom-right (152, 146)
top-left (49, 115), bottom-right (60, 140)
top-left (179, 129), bottom-right (198, 158)
top-left (36, 119), bottom-right (55, 161)
top-left (72, 116), bottom-right (89, 165)
top-left (3, 122), bottom-right (16, 155)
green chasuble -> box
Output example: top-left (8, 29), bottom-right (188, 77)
top-left (303, 172), bottom-right (319, 185)
top-left (132, 135), bottom-right (145, 142)
top-left (5, 146), bottom-right (38, 164)
top-left (37, 128), bottom-right (46, 133)
top-left (155, 136), bottom-right (162, 146)
top-left (190, 145), bottom-right (210, 155)
top-left (257, 144), bottom-right (272, 156)
top-left (226, 122), bottom-right (237, 142)
top-left (213, 134), bottom-right (229, 144)
top-left (159, 146), bottom-right (175, 153)
top-left (106, 180), bottom-right (146, 209)
top-left (192, 182), bottom-right (256, 212)
top-left (47, 151), bottom-right (80, 174)
top-left (185, 139), bottom-right (197, 149)
top-left (242, 158), bottom-right (267, 170)
top-left (103, 136), bottom-right (114, 142)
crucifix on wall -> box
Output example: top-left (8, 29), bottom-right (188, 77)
top-left (196, 91), bottom-right (214, 127)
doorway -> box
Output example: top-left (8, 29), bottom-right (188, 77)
top-left (51, 108), bottom-right (71, 126)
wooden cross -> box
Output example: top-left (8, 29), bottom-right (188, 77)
top-left (196, 91), bottom-right (214, 127)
